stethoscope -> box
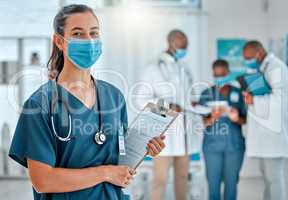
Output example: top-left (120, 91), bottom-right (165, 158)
top-left (50, 78), bottom-right (106, 145)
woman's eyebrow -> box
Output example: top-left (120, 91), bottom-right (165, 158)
top-left (90, 26), bottom-right (99, 30)
top-left (71, 27), bottom-right (83, 31)
top-left (71, 26), bottom-right (99, 31)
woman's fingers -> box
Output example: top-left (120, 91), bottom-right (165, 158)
top-left (154, 137), bottom-right (166, 149)
top-left (160, 133), bottom-right (166, 140)
top-left (122, 181), bottom-right (129, 188)
top-left (147, 143), bottom-right (157, 156)
top-left (106, 165), bottom-right (136, 188)
top-left (123, 167), bottom-right (133, 177)
top-left (147, 147), bottom-right (154, 156)
top-left (149, 141), bottom-right (160, 153)
top-left (129, 169), bottom-right (136, 175)
top-left (120, 167), bottom-right (135, 187)
top-left (149, 138), bottom-right (162, 151)
top-left (147, 142), bottom-right (160, 156)
top-left (146, 135), bottom-right (167, 156)
top-left (123, 178), bottom-right (131, 187)
top-left (124, 167), bottom-right (133, 178)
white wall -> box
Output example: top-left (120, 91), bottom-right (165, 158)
top-left (268, 0), bottom-right (288, 38)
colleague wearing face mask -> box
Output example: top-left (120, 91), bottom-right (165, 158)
top-left (242, 41), bottom-right (288, 200)
top-left (199, 60), bottom-right (247, 200)
top-left (136, 29), bottom-right (194, 200)
top-left (8, 4), bottom-right (165, 200)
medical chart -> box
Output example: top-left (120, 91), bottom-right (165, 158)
top-left (118, 107), bottom-right (178, 169)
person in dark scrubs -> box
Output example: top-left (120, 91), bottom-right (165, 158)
top-left (199, 59), bottom-right (247, 200)
top-left (9, 4), bottom-right (165, 200)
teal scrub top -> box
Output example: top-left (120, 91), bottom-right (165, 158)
top-left (199, 85), bottom-right (247, 152)
top-left (9, 77), bottom-right (128, 200)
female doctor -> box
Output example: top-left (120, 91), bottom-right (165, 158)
top-left (9, 4), bottom-right (165, 200)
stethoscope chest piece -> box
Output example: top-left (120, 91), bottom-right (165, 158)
top-left (94, 131), bottom-right (106, 145)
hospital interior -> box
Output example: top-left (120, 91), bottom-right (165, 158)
top-left (0, 0), bottom-right (288, 200)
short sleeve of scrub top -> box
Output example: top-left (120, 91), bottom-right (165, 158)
top-left (9, 79), bottom-right (129, 200)
top-left (9, 98), bottom-right (56, 168)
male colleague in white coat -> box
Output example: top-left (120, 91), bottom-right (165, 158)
top-left (242, 40), bottom-right (288, 200)
top-left (136, 29), bottom-right (194, 200)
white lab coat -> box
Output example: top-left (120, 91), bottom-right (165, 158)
top-left (136, 52), bottom-right (195, 156)
top-left (246, 53), bottom-right (288, 157)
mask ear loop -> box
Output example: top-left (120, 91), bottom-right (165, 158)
top-left (54, 33), bottom-right (69, 53)
top-left (54, 33), bottom-right (70, 67)
top-left (55, 33), bottom-right (67, 42)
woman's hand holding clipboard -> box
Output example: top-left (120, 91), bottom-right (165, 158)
top-left (118, 102), bottom-right (179, 170)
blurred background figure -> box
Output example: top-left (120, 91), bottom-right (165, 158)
top-left (30, 52), bottom-right (40, 65)
top-left (1, 122), bottom-right (11, 175)
top-left (137, 29), bottom-right (194, 200)
top-left (242, 40), bottom-right (288, 200)
top-left (199, 60), bottom-right (247, 200)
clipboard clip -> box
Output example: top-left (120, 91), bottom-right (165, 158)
top-left (156, 99), bottom-right (168, 117)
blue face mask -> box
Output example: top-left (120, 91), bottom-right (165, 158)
top-left (245, 58), bottom-right (261, 69)
top-left (214, 75), bottom-right (232, 88)
top-left (66, 38), bottom-right (102, 70)
top-left (174, 49), bottom-right (187, 60)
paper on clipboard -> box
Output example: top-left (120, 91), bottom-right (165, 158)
top-left (118, 102), bottom-right (178, 170)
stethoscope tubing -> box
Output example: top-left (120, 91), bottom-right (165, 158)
top-left (50, 78), bottom-right (105, 144)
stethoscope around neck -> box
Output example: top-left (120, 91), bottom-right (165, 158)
top-left (50, 78), bottom-right (106, 145)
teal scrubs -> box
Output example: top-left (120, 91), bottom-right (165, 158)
top-left (199, 85), bottom-right (246, 152)
top-left (9, 77), bottom-right (128, 200)
top-left (199, 85), bottom-right (246, 200)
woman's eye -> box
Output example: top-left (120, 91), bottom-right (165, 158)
top-left (90, 32), bottom-right (99, 38)
top-left (72, 32), bottom-right (82, 37)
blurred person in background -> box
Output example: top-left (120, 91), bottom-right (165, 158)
top-left (30, 52), bottom-right (40, 65)
top-left (242, 40), bottom-right (288, 200)
top-left (137, 29), bottom-right (194, 200)
top-left (199, 59), bottom-right (247, 200)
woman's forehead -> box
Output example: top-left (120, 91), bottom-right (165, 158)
top-left (64, 12), bottom-right (99, 32)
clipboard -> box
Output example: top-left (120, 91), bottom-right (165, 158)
top-left (118, 102), bottom-right (179, 170)
top-left (237, 72), bottom-right (271, 96)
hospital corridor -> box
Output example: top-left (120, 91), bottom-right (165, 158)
top-left (0, 0), bottom-right (288, 200)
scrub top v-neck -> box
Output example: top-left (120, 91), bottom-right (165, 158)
top-left (9, 77), bottom-right (128, 200)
